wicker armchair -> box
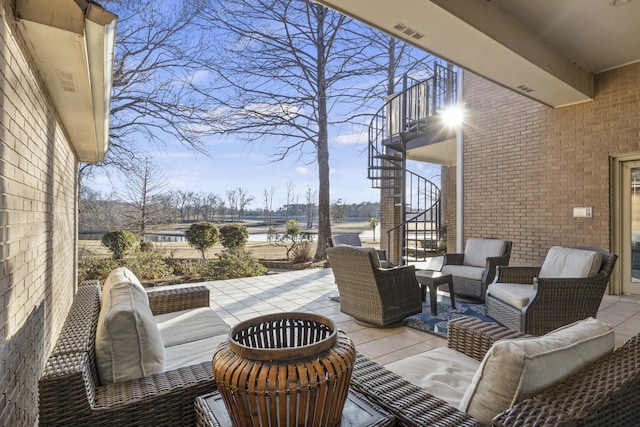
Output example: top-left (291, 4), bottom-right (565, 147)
top-left (441, 238), bottom-right (513, 300)
top-left (38, 281), bottom-right (220, 426)
top-left (328, 233), bottom-right (393, 268)
top-left (486, 246), bottom-right (618, 335)
top-left (326, 245), bottom-right (421, 326)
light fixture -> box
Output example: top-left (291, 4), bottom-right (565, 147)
top-left (442, 105), bottom-right (464, 128)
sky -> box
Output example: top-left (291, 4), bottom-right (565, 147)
top-left (83, 1), bottom-right (444, 210)
top-left (85, 128), bottom-right (385, 209)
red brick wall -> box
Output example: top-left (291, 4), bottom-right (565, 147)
top-left (446, 63), bottom-right (640, 265)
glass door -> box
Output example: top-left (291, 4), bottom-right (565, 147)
top-left (622, 161), bottom-right (640, 295)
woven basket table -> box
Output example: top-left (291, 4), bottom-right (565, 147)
top-left (212, 312), bottom-right (356, 427)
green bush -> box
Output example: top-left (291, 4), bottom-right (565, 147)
top-left (185, 222), bottom-right (219, 259)
top-left (169, 259), bottom-right (202, 277)
top-left (101, 230), bottom-right (138, 259)
top-left (122, 250), bottom-right (174, 280)
top-left (219, 223), bottom-right (249, 250)
top-left (78, 256), bottom-right (118, 283)
top-left (200, 250), bottom-right (266, 280)
top-left (138, 241), bottom-right (155, 252)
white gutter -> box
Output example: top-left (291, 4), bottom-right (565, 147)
top-left (456, 69), bottom-right (464, 252)
top-left (15, 0), bottom-right (117, 163)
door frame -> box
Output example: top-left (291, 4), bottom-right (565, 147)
top-left (611, 153), bottom-right (640, 295)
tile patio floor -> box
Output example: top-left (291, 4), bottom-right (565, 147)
top-left (193, 266), bottom-right (640, 367)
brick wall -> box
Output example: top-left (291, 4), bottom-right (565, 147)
top-left (0, 1), bottom-right (78, 425)
top-left (446, 63), bottom-right (640, 265)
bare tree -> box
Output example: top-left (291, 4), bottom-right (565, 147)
top-left (83, 0), bottom-right (222, 176)
top-left (236, 187), bottom-right (255, 221)
top-left (120, 158), bottom-right (169, 236)
top-left (263, 187), bottom-right (276, 225)
top-left (305, 186), bottom-right (318, 229)
top-left (285, 181), bottom-right (296, 220)
top-left (201, 0), bottom-right (435, 259)
top-left (201, 0), bottom-right (386, 259)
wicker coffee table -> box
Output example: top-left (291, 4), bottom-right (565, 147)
top-left (195, 388), bottom-right (395, 427)
top-left (415, 270), bottom-right (456, 315)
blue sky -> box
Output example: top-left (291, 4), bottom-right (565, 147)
top-left (84, 1), bottom-right (444, 210)
top-left (85, 125), bottom-right (381, 209)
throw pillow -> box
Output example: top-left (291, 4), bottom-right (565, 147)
top-left (96, 268), bottom-right (165, 384)
top-left (459, 317), bottom-right (614, 424)
top-left (539, 247), bottom-right (602, 278)
top-left (463, 238), bottom-right (506, 268)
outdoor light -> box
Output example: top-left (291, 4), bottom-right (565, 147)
top-left (442, 105), bottom-right (464, 128)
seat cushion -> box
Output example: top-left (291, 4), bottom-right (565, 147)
top-left (539, 247), bottom-right (602, 278)
top-left (155, 307), bottom-right (230, 347)
top-left (464, 238), bottom-right (507, 268)
top-left (459, 317), bottom-right (614, 424)
top-left (164, 335), bottom-right (228, 371)
top-left (96, 268), bottom-right (165, 384)
top-left (441, 264), bottom-right (485, 281)
top-left (486, 283), bottom-right (534, 309)
top-left (385, 347), bottom-right (480, 408)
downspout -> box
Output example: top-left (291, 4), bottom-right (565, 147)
top-left (456, 69), bottom-right (464, 252)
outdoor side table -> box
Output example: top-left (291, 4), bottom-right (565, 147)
top-left (415, 270), bottom-right (456, 315)
top-left (195, 388), bottom-right (395, 427)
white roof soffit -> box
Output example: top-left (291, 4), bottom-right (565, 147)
top-left (15, 0), bottom-right (117, 163)
top-left (314, 0), bottom-right (593, 108)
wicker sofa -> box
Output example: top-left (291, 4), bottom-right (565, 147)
top-left (351, 316), bottom-right (640, 426)
top-left (38, 275), bottom-right (229, 426)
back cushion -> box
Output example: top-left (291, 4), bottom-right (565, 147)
top-left (459, 317), bottom-right (614, 424)
top-left (539, 247), bottom-right (602, 278)
top-left (96, 267), bottom-right (165, 384)
top-left (463, 238), bottom-right (506, 268)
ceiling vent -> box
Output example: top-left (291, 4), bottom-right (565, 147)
top-left (517, 84), bottom-right (534, 93)
top-left (56, 70), bottom-right (77, 93)
top-left (394, 23), bottom-right (423, 40)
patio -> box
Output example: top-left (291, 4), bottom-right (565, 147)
top-left (188, 266), bottom-right (640, 365)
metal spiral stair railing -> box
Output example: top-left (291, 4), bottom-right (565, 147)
top-left (368, 63), bottom-right (456, 265)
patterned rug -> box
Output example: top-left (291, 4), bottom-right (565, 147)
top-left (404, 294), bottom-right (497, 338)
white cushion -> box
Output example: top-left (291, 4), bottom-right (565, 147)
top-left (459, 317), bottom-right (614, 424)
top-left (463, 238), bottom-right (506, 268)
top-left (164, 335), bottom-right (228, 372)
top-left (155, 307), bottom-right (230, 347)
top-left (539, 247), bottom-right (602, 278)
top-left (486, 283), bottom-right (534, 309)
top-left (385, 347), bottom-right (480, 408)
top-left (96, 268), bottom-right (165, 384)
top-left (441, 265), bottom-right (485, 281)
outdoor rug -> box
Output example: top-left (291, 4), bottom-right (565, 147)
top-left (404, 294), bottom-right (497, 338)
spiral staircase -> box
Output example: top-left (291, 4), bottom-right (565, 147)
top-left (368, 62), bottom-right (457, 265)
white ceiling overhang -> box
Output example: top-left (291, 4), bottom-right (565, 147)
top-left (314, 0), bottom-right (594, 107)
top-left (15, 0), bottom-right (117, 163)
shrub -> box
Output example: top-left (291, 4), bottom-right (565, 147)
top-left (219, 223), bottom-right (249, 250)
top-left (185, 222), bottom-right (219, 259)
top-left (121, 250), bottom-right (174, 280)
top-left (267, 220), bottom-right (313, 260)
top-left (101, 230), bottom-right (138, 259)
top-left (78, 256), bottom-right (118, 283)
top-left (200, 250), bottom-right (266, 280)
top-left (291, 240), bottom-right (312, 263)
top-left (138, 241), bottom-right (155, 252)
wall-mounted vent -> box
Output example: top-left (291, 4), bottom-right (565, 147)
top-left (55, 70), bottom-right (77, 93)
top-left (394, 23), bottom-right (423, 40)
top-left (517, 84), bottom-right (534, 93)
